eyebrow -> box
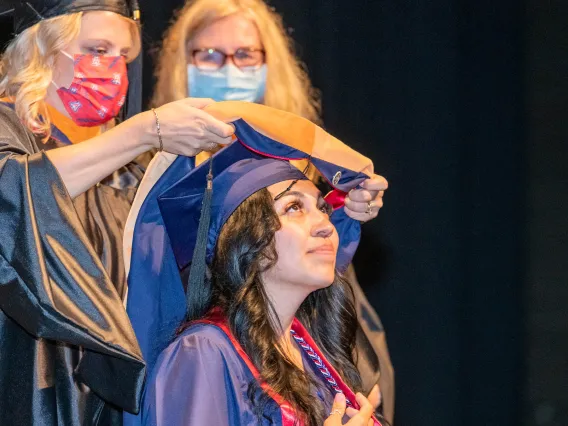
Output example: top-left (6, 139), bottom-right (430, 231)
top-left (273, 190), bottom-right (324, 202)
top-left (84, 39), bottom-right (111, 46)
top-left (83, 39), bottom-right (131, 52)
top-left (193, 45), bottom-right (263, 51)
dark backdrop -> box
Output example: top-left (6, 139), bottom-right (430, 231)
top-left (1, 1), bottom-right (566, 425)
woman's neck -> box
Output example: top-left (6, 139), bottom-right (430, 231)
top-left (46, 84), bottom-right (72, 120)
top-left (264, 282), bottom-right (311, 370)
top-left (267, 285), bottom-right (308, 336)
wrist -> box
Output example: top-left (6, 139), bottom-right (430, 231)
top-left (129, 109), bottom-right (159, 151)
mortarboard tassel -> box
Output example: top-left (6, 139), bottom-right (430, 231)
top-left (185, 158), bottom-right (214, 320)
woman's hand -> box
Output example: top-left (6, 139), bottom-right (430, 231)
top-left (344, 175), bottom-right (388, 222)
top-left (141, 97), bottom-right (234, 156)
top-left (324, 388), bottom-right (377, 426)
top-left (345, 385), bottom-right (381, 426)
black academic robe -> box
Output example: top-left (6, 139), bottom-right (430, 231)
top-left (0, 104), bottom-right (146, 426)
top-left (347, 266), bottom-right (396, 425)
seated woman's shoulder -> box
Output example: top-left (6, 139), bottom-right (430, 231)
top-left (177, 322), bottom-right (235, 348)
top-left (156, 322), bottom-right (240, 367)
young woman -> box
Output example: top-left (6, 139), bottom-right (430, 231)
top-left (126, 102), bottom-right (385, 425)
top-left (152, 1), bottom-right (394, 419)
top-left (0, 1), bottom-right (233, 424)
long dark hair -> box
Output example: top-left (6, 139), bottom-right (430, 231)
top-left (181, 188), bottom-right (362, 425)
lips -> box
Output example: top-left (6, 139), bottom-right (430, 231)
top-left (307, 242), bottom-right (336, 255)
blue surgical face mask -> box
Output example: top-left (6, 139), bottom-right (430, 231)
top-left (187, 64), bottom-right (267, 103)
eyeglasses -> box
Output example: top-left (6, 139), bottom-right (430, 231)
top-left (191, 47), bottom-right (265, 71)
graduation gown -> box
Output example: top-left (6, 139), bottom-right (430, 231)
top-left (141, 313), bottom-right (382, 426)
top-left (0, 103), bottom-right (146, 425)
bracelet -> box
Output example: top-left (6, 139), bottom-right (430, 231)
top-left (151, 108), bottom-right (163, 151)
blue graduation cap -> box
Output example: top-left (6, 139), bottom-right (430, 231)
top-left (159, 101), bottom-right (374, 274)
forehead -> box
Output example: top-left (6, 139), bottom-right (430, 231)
top-left (267, 180), bottom-right (321, 200)
top-left (191, 13), bottom-right (262, 51)
top-left (76, 11), bottom-right (133, 48)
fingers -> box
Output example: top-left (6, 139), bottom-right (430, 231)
top-left (204, 140), bottom-right (222, 152)
top-left (356, 392), bottom-right (375, 418)
top-left (183, 98), bottom-right (236, 137)
top-left (200, 131), bottom-right (232, 147)
top-left (200, 113), bottom-right (235, 139)
top-left (173, 140), bottom-right (222, 157)
top-left (178, 99), bottom-right (235, 139)
top-left (344, 392), bottom-right (377, 426)
top-left (344, 176), bottom-right (386, 222)
top-left (345, 407), bottom-right (375, 426)
top-left (346, 406), bottom-right (359, 417)
top-left (324, 393), bottom-right (347, 426)
top-left (347, 189), bottom-right (383, 207)
top-left (355, 175), bottom-right (388, 210)
top-left (344, 195), bottom-right (382, 222)
top-left (331, 392), bottom-right (347, 417)
top-left (360, 174), bottom-right (388, 191)
top-left (348, 188), bottom-right (373, 203)
top-left (344, 193), bottom-right (381, 213)
top-left (367, 384), bottom-right (381, 410)
top-left (346, 189), bottom-right (384, 210)
top-left (347, 392), bottom-right (375, 426)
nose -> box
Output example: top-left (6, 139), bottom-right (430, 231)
top-left (225, 56), bottom-right (238, 67)
top-left (311, 211), bottom-right (334, 239)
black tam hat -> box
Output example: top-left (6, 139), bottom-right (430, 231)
top-left (1, 0), bottom-right (140, 34)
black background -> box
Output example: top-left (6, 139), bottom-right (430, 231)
top-left (1, 1), bottom-right (567, 425)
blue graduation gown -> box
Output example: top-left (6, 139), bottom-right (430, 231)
top-left (141, 323), bottom-right (334, 426)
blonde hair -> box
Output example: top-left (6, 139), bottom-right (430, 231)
top-left (153, 0), bottom-right (321, 123)
top-left (0, 13), bottom-right (140, 138)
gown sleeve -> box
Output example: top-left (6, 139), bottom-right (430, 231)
top-left (345, 265), bottom-right (395, 424)
top-left (0, 108), bottom-right (145, 412)
top-left (142, 327), bottom-right (257, 426)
